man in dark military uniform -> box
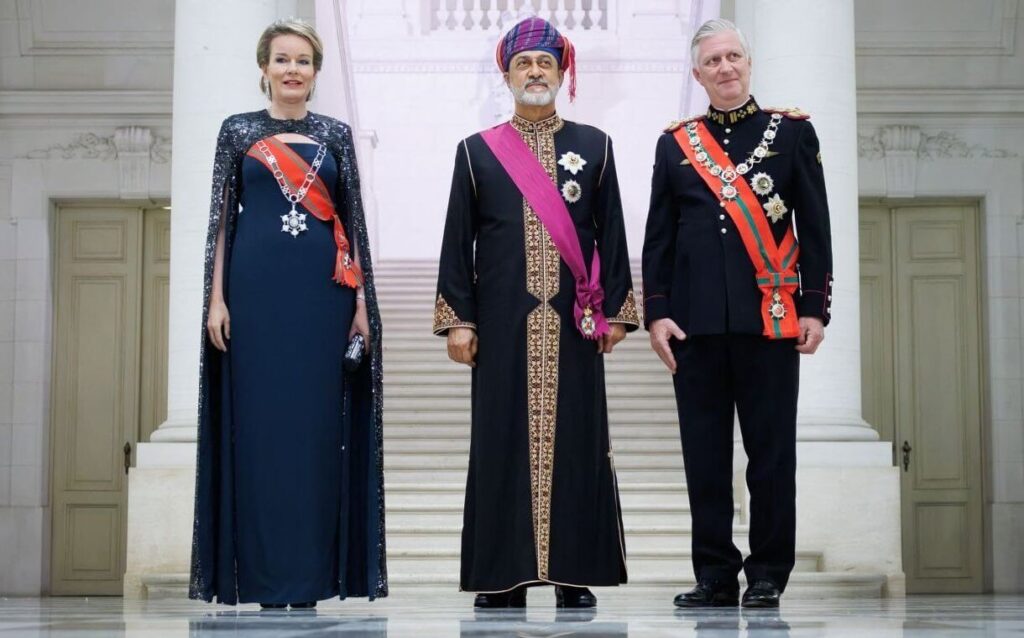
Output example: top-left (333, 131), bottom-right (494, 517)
top-left (642, 18), bottom-right (833, 609)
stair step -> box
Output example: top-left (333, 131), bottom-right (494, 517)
top-left (382, 396), bottom-right (678, 412)
top-left (385, 439), bottom-right (679, 455)
top-left (384, 468), bottom-right (685, 484)
top-left (384, 425), bottom-right (679, 440)
top-left (384, 550), bottom-right (822, 575)
top-left (383, 454), bottom-right (681, 471)
top-left (141, 571), bottom-right (885, 599)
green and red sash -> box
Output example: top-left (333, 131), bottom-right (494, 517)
top-left (672, 120), bottom-right (801, 339)
top-left (246, 136), bottom-right (363, 288)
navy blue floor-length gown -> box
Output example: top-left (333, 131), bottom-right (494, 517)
top-left (227, 139), bottom-right (355, 604)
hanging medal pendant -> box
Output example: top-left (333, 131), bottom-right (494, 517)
top-left (280, 204), bottom-right (308, 238)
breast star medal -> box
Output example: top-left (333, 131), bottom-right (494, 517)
top-left (561, 179), bottom-right (582, 204)
top-left (558, 151), bottom-right (587, 175)
top-left (750, 172), bottom-right (775, 196)
top-left (764, 193), bottom-right (788, 223)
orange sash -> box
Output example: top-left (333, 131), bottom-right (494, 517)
top-left (673, 121), bottom-right (801, 339)
top-left (246, 136), bottom-right (363, 288)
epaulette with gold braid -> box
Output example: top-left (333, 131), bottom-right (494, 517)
top-left (763, 106), bottom-right (810, 120)
top-left (664, 114), bottom-right (704, 132)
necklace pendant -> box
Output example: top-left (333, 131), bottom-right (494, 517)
top-left (280, 205), bottom-right (308, 237)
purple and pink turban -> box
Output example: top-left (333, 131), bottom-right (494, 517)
top-left (495, 17), bottom-right (577, 102)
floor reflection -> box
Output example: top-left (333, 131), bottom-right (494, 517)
top-left (671, 607), bottom-right (805, 637)
top-left (188, 610), bottom-right (388, 637)
top-left (460, 608), bottom-right (628, 637)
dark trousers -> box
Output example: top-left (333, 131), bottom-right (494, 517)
top-left (671, 334), bottom-right (799, 591)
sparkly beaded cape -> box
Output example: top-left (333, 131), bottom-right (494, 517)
top-left (190, 109), bottom-right (387, 603)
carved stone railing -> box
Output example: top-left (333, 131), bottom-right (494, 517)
top-left (430, 0), bottom-right (609, 32)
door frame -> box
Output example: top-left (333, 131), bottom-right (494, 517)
top-left (46, 198), bottom-right (170, 595)
top-left (859, 196), bottom-right (992, 592)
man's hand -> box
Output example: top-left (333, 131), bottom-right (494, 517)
top-left (447, 326), bottom-right (478, 368)
top-left (649, 318), bottom-right (686, 374)
top-left (795, 316), bottom-right (825, 354)
top-left (598, 324), bottom-right (627, 354)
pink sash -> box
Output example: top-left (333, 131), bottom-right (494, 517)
top-left (480, 122), bottom-right (608, 340)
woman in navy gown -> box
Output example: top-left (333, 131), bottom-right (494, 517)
top-left (190, 19), bottom-right (387, 608)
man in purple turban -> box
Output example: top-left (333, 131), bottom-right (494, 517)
top-left (433, 16), bottom-right (638, 609)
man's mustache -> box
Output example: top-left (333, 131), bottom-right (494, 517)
top-left (525, 79), bottom-right (550, 88)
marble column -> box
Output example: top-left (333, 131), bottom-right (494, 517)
top-left (150, 0), bottom-right (288, 443)
top-left (734, 0), bottom-right (877, 442)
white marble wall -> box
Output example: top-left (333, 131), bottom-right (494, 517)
top-left (853, 0), bottom-right (1024, 595)
top-left (0, 0), bottom-right (174, 595)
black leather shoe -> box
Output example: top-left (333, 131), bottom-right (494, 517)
top-left (741, 580), bottom-right (781, 608)
top-left (259, 602), bottom-right (286, 610)
top-left (555, 585), bottom-right (596, 608)
top-left (673, 580), bottom-right (740, 608)
top-left (289, 601), bottom-right (317, 609)
top-left (474, 587), bottom-right (527, 609)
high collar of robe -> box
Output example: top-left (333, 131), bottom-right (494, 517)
top-left (705, 95), bottom-right (761, 126)
top-left (510, 112), bottom-right (565, 135)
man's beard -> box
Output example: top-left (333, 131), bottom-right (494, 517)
top-left (512, 80), bottom-right (560, 107)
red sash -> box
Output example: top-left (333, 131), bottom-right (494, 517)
top-left (246, 136), bottom-right (363, 288)
top-left (673, 121), bottom-right (801, 339)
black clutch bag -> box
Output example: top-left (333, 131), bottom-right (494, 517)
top-left (344, 333), bottom-right (365, 373)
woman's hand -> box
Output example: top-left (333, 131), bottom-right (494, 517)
top-left (207, 299), bottom-right (230, 352)
top-left (349, 296), bottom-right (371, 353)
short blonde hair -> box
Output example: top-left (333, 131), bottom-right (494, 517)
top-left (257, 18), bottom-right (324, 101)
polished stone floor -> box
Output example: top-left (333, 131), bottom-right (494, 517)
top-left (0, 590), bottom-right (1022, 637)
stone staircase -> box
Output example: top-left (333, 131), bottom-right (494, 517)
top-left (375, 261), bottom-right (884, 597)
top-left (139, 260), bottom-right (885, 599)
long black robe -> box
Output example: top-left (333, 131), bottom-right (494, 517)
top-left (190, 110), bottom-right (387, 604)
top-left (433, 113), bottom-right (638, 592)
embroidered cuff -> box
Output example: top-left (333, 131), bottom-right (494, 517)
top-left (433, 293), bottom-right (476, 336)
top-left (608, 289), bottom-right (641, 329)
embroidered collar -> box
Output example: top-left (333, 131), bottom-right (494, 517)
top-left (511, 112), bottom-right (565, 134)
top-left (706, 96), bottom-right (760, 126)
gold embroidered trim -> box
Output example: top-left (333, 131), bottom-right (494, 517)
top-left (518, 121), bottom-right (561, 580)
top-left (511, 113), bottom-right (565, 135)
top-left (432, 293), bottom-right (476, 335)
top-left (608, 288), bottom-right (641, 327)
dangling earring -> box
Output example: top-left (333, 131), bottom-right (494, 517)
top-left (307, 79), bottom-right (316, 101)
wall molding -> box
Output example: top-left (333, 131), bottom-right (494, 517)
top-left (855, 0), bottom-right (1017, 56)
top-left (858, 126), bottom-right (1018, 161)
top-left (857, 88), bottom-right (1024, 116)
top-left (15, 0), bottom-right (173, 56)
top-left (0, 90), bottom-right (173, 118)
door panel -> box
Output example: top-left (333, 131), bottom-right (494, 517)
top-left (51, 206), bottom-right (142, 595)
top-left (859, 202), bottom-right (984, 594)
top-left (139, 209), bottom-right (170, 442)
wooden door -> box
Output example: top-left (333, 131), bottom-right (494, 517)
top-left (859, 202), bottom-right (985, 593)
top-left (50, 205), bottom-right (169, 595)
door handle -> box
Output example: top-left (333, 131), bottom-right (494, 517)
top-left (901, 440), bottom-right (912, 472)
top-left (124, 442), bottom-right (132, 475)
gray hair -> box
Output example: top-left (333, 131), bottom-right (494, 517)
top-left (690, 18), bottom-right (751, 68)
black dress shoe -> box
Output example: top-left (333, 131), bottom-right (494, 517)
top-left (555, 585), bottom-right (596, 608)
top-left (741, 580), bottom-right (781, 608)
top-left (673, 580), bottom-right (740, 608)
top-left (473, 586), bottom-right (527, 609)
top-left (289, 601), bottom-right (317, 609)
top-left (259, 602), bottom-right (287, 610)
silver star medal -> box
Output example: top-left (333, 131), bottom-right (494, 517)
top-left (764, 193), bottom-right (788, 223)
top-left (281, 205), bottom-right (308, 237)
top-left (558, 151), bottom-right (587, 175)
